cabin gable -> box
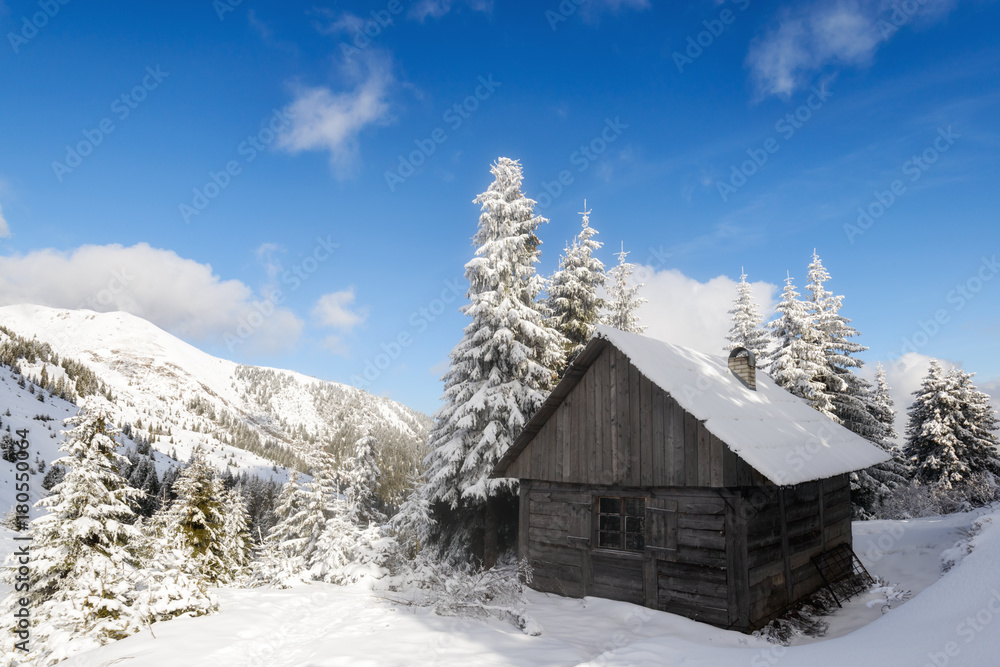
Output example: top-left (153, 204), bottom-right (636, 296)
top-left (504, 343), bottom-right (769, 487)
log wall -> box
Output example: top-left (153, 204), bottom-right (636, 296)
top-left (505, 345), bottom-right (769, 488)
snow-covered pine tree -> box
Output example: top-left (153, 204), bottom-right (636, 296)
top-left (805, 251), bottom-right (872, 433)
top-left (342, 434), bottom-right (384, 526)
top-left (253, 471), bottom-right (309, 587)
top-left (156, 449), bottom-right (231, 585)
top-left (872, 363), bottom-right (899, 443)
top-left (546, 201), bottom-right (606, 368)
top-left (901, 362), bottom-right (1000, 492)
top-left (724, 269), bottom-right (769, 360)
top-left (423, 157), bottom-right (565, 566)
top-left (604, 242), bottom-right (647, 334)
top-left (292, 448), bottom-right (340, 568)
top-left (221, 484), bottom-right (253, 584)
top-left (768, 273), bottom-right (831, 416)
top-left (0, 410), bottom-right (146, 660)
top-left (849, 367), bottom-right (908, 518)
top-left (310, 435), bottom-right (395, 585)
top-left (951, 368), bottom-right (1000, 479)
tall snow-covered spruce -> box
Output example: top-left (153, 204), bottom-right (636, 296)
top-left (423, 157), bottom-right (564, 566)
top-left (724, 270), bottom-right (769, 359)
top-left (768, 273), bottom-right (830, 415)
top-left (605, 242), bottom-right (646, 334)
top-left (805, 251), bottom-right (874, 436)
top-left (546, 201), bottom-right (606, 370)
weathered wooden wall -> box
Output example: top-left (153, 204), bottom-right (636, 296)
top-left (743, 474), bottom-right (852, 627)
top-left (505, 344), bottom-right (769, 488)
top-left (521, 481), bottom-right (744, 629)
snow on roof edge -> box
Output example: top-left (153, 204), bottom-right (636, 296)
top-left (593, 325), bottom-right (890, 486)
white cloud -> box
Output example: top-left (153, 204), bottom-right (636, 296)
top-left (0, 243), bottom-right (303, 355)
top-left (255, 242), bottom-right (283, 282)
top-left (408, 0), bottom-right (493, 22)
top-left (632, 267), bottom-right (778, 355)
top-left (0, 203), bottom-right (9, 238)
top-left (746, 0), bottom-right (957, 98)
top-left (313, 288), bottom-right (368, 358)
top-left (313, 288), bottom-right (367, 330)
top-left (276, 52), bottom-right (394, 177)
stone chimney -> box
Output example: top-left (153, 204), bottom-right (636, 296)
top-left (728, 347), bottom-right (756, 390)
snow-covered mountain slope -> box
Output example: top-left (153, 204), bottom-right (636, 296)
top-left (0, 368), bottom-right (78, 524)
top-left (0, 305), bottom-right (431, 487)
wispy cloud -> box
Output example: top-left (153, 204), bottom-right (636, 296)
top-left (746, 0), bottom-right (958, 99)
top-left (247, 10), bottom-right (298, 54)
top-left (408, 0), bottom-right (493, 22)
top-left (313, 287), bottom-right (368, 356)
top-left (580, 0), bottom-right (651, 22)
top-left (0, 203), bottom-right (9, 238)
top-left (276, 52), bottom-right (395, 177)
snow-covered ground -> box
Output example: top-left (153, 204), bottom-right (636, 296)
top-left (41, 506), bottom-right (998, 667)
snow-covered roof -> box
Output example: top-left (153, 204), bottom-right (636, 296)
top-left (590, 326), bottom-right (889, 486)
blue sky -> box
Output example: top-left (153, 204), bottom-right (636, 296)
top-left (0, 0), bottom-right (998, 416)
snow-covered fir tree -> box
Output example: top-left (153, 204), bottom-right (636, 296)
top-left (849, 367), bottom-right (908, 518)
top-left (871, 363), bottom-right (899, 442)
top-left (1, 409), bottom-right (214, 663)
top-left (252, 471), bottom-right (309, 587)
top-left (724, 269), bottom-right (769, 360)
top-left (221, 484), bottom-right (253, 583)
top-left (156, 449), bottom-right (234, 586)
top-left (291, 448), bottom-right (341, 570)
top-left (604, 242), bottom-right (646, 334)
top-left (903, 362), bottom-right (1000, 491)
top-left (546, 201), bottom-right (606, 368)
top-left (310, 435), bottom-right (395, 584)
top-left (342, 434), bottom-right (385, 526)
top-left (955, 369), bottom-right (1000, 474)
top-left (1, 411), bottom-right (145, 659)
top-left (805, 251), bottom-right (872, 434)
top-left (422, 157), bottom-right (565, 565)
top-left (768, 273), bottom-right (831, 416)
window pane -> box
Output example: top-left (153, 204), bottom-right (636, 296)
top-left (599, 531), bottom-right (620, 549)
top-left (599, 497), bottom-right (619, 514)
top-left (600, 515), bottom-right (621, 532)
top-left (625, 498), bottom-right (645, 517)
top-left (625, 515), bottom-right (644, 533)
top-left (625, 533), bottom-right (645, 551)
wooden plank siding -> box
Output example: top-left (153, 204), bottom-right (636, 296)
top-left (503, 345), bottom-right (769, 488)
top-left (742, 475), bottom-right (853, 629)
top-left (523, 483), bottom-right (740, 626)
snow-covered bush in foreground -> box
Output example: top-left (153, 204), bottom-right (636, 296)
top-left (877, 475), bottom-right (1000, 520)
top-left (382, 557), bottom-right (541, 636)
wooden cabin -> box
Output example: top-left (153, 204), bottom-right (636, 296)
top-left (491, 326), bottom-right (889, 632)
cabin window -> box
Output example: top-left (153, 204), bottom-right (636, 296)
top-left (597, 497), bottom-right (645, 551)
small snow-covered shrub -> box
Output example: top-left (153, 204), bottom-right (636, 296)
top-left (866, 579), bottom-right (912, 613)
top-left (877, 476), bottom-right (1000, 520)
top-left (383, 557), bottom-right (541, 636)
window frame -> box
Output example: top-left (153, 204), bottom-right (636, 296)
top-left (595, 495), bottom-right (646, 553)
